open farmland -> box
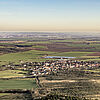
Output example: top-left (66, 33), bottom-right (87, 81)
top-left (0, 50), bottom-right (94, 65)
top-left (39, 68), bottom-right (100, 99)
top-left (0, 37), bottom-right (99, 65)
top-left (0, 70), bottom-right (27, 78)
top-left (0, 32), bottom-right (100, 99)
top-left (0, 79), bottom-right (36, 90)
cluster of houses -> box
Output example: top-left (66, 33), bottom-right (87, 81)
top-left (20, 60), bottom-right (100, 76)
top-left (1, 60), bottom-right (100, 76)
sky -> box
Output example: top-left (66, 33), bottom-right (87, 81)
top-left (0, 0), bottom-right (100, 32)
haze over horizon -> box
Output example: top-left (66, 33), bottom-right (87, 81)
top-left (0, 0), bottom-right (100, 32)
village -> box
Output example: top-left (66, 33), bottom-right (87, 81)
top-left (0, 59), bottom-right (100, 99)
top-left (1, 59), bottom-right (100, 77)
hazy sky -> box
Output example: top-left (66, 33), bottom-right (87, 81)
top-left (0, 0), bottom-right (100, 32)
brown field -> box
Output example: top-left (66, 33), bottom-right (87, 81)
top-left (0, 47), bottom-right (32, 54)
top-left (34, 43), bottom-right (95, 52)
top-left (0, 40), bottom-right (99, 55)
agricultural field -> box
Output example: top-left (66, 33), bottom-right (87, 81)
top-left (0, 50), bottom-right (94, 65)
top-left (0, 70), bottom-right (27, 78)
top-left (0, 35), bottom-right (100, 99)
top-left (0, 37), bottom-right (100, 65)
top-left (0, 78), bottom-right (36, 90)
top-left (39, 69), bottom-right (100, 99)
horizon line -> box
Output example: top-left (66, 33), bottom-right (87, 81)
top-left (0, 31), bottom-right (100, 33)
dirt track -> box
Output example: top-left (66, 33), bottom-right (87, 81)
top-left (41, 80), bottom-right (76, 83)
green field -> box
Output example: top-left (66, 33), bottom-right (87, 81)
top-left (0, 38), bottom-right (100, 65)
top-left (0, 49), bottom-right (94, 65)
top-left (0, 93), bottom-right (10, 96)
top-left (0, 69), bottom-right (36, 90)
top-left (53, 52), bottom-right (93, 57)
top-left (0, 38), bottom-right (100, 99)
top-left (0, 50), bottom-right (55, 65)
top-left (0, 39), bottom-right (100, 64)
top-left (0, 70), bottom-right (27, 78)
top-left (0, 79), bottom-right (37, 90)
